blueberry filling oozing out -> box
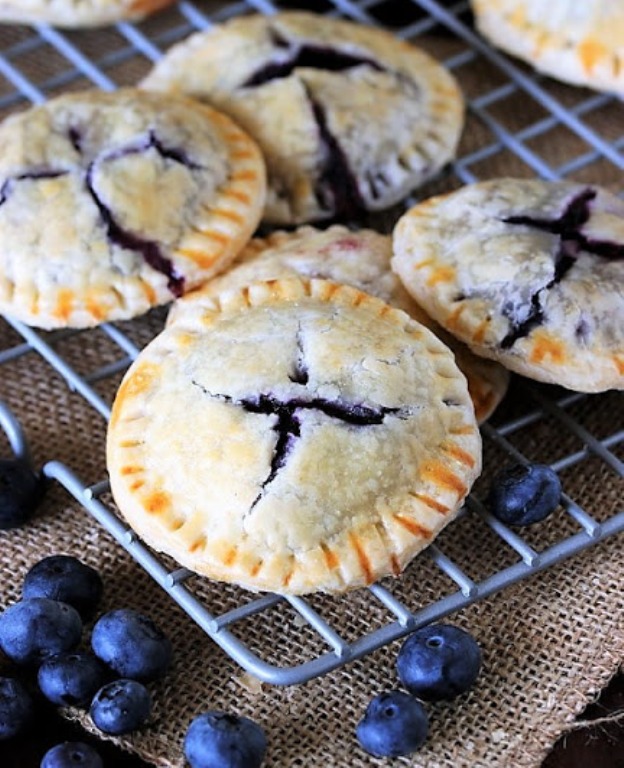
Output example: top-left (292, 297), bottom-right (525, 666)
top-left (69, 126), bottom-right (83, 153)
top-left (308, 95), bottom-right (367, 220)
top-left (1, 128), bottom-right (206, 298)
top-left (193, 375), bottom-right (407, 507)
top-left (241, 394), bottom-right (406, 506)
top-left (241, 35), bottom-right (384, 88)
top-left (242, 30), bottom-right (412, 219)
top-left (0, 170), bottom-right (69, 208)
top-left (85, 130), bottom-right (205, 298)
top-left (500, 188), bottom-right (623, 348)
top-left (86, 164), bottom-right (184, 297)
top-left (100, 129), bottom-right (202, 171)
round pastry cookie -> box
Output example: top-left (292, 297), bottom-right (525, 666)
top-left (141, 11), bottom-right (464, 226)
top-left (392, 178), bottom-right (624, 393)
top-left (470, 0), bottom-right (624, 95)
top-left (0, 0), bottom-right (174, 27)
top-left (0, 88), bottom-right (265, 329)
top-left (107, 277), bottom-right (482, 595)
top-left (167, 225), bottom-right (510, 423)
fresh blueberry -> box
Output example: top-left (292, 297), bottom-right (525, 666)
top-left (184, 711), bottom-right (267, 768)
top-left (488, 463), bottom-right (561, 526)
top-left (0, 457), bottom-right (45, 530)
top-left (91, 608), bottom-right (172, 682)
top-left (356, 690), bottom-right (428, 758)
top-left (0, 676), bottom-right (34, 739)
top-left (90, 679), bottom-right (151, 735)
top-left (396, 623), bottom-right (482, 701)
top-left (0, 598), bottom-right (82, 665)
top-left (23, 555), bottom-right (103, 619)
top-left (40, 741), bottom-right (103, 768)
top-left (38, 652), bottom-right (108, 708)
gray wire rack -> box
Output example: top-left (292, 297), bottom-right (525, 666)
top-left (0, 0), bottom-right (623, 686)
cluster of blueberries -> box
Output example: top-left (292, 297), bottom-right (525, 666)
top-left (0, 553), bottom-right (269, 768)
top-left (0, 441), bottom-right (562, 766)
top-left (0, 453), bottom-right (269, 768)
top-left (0, 554), bottom-right (173, 766)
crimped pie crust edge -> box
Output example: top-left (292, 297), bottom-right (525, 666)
top-left (0, 88), bottom-right (266, 329)
top-left (392, 178), bottom-right (624, 393)
top-left (107, 277), bottom-right (482, 595)
top-left (166, 224), bottom-right (510, 424)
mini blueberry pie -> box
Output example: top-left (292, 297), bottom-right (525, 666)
top-left (392, 178), bottom-right (624, 393)
top-left (0, 0), bottom-right (174, 27)
top-left (141, 11), bottom-right (464, 226)
top-left (471, 0), bottom-right (624, 95)
top-left (168, 225), bottom-right (510, 423)
top-left (107, 277), bottom-right (482, 595)
top-left (0, 88), bottom-right (265, 329)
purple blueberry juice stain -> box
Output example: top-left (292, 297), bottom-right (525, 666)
top-left (268, 27), bottom-right (291, 49)
top-left (192, 366), bottom-right (408, 508)
top-left (0, 179), bottom-right (10, 207)
top-left (242, 394), bottom-right (405, 508)
top-left (575, 316), bottom-right (591, 342)
top-left (69, 127), bottom-right (83, 153)
top-left (84, 130), bottom-right (204, 297)
top-left (309, 95), bottom-right (366, 220)
top-left (1, 130), bottom-right (203, 296)
top-left (288, 329), bottom-right (309, 385)
top-left (242, 41), bottom-right (384, 88)
top-left (500, 188), bottom-right (623, 348)
top-left (100, 130), bottom-right (202, 171)
top-left (0, 169), bottom-right (68, 208)
top-left (86, 163), bottom-right (184, 297)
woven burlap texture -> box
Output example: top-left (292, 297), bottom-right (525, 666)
top-left (1, 344), bottom-right (623, 767)
top-left (0, 3), bottom-right (623, 766)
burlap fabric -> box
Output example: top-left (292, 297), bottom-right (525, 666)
top-left (0, 3), bottom-right (623, 766)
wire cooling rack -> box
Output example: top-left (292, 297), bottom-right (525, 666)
top-left (0, 0), bottom-right (623, 685)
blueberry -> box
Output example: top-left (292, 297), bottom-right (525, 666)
top-left (38, 652), bottom-right (108, 708)
top-left (0, 676), bottom-right (34, 739)
top-left (40, 741), bottom-right (103, 768)
top-left (184, 711), bottom-right (267, 768)
top-left (356, 690), bottom-right (428, 758)
top-left (488, 463), bottom-right (561, 526)
top-left (0, 598), bottom-right (82, 665)
top-left (90, 679), bottom-right (151, 735)
top-left (91, 608), bottom-right (172, 682)
top-left (0, 457), bottom-right (45, 529)
top-left (23, 555), bottom-right (103, 619)
top-left (396, 623), bottom-right (482, 701)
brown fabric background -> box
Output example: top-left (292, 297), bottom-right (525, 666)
top-left (0, 2), bottom-right (623, 766)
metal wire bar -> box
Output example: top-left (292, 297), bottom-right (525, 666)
top-left (0, 0), bottom-right (622, 687)
top-left (0, 400), bottom-right (33, 463)
top-left (34, 24), bottom-right (116, 89)
top-left (3, 317), bottom-right (112, 420)
top-left (412, 0), bottom-right (624, 169)
top-left (522, 385), bottom-right (624, 476)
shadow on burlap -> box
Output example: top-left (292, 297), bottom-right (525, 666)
top-left (0, 3), bottom-right (623, 766)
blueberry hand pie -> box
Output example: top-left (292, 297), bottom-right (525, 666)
top-left (142, 11), bottom-right (464, 226)
top-left (0, 0), bottom-right (174, 28)
top-left (168, 225), bottom-right (510, 423)
top-left (0, 88), bottom-right (265, 329)
top-left (392, 178), bottom-right (624, 392)
top-left (107, 277), bottom-right (481, 595)
top-left (471, 0), bottom-right (624, 95)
